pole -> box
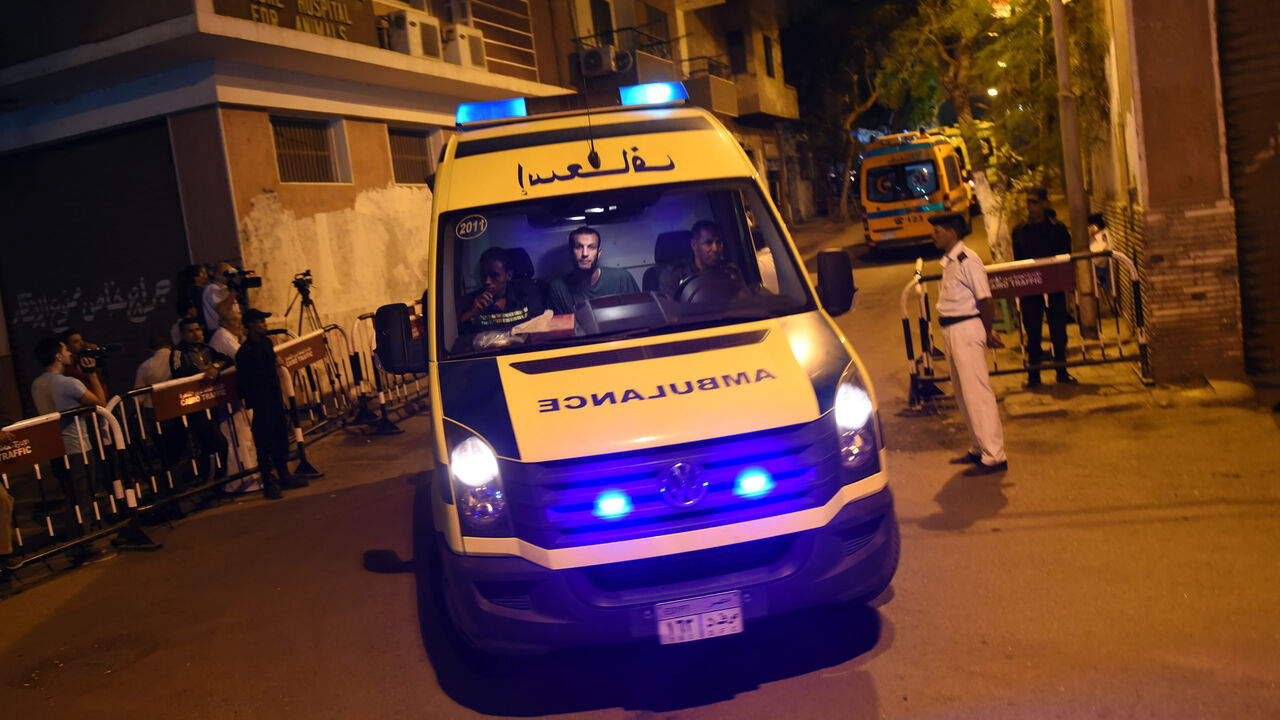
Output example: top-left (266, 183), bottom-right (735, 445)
top-left (1048, 0), bottom-right (1099, 339)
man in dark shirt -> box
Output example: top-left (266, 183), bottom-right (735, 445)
top-left (657, 220), bottom-right (742, 300)
top-left (1012, 187), bottom-right (1076, 386)
top-left (547, 226), bottom-right (639, 314)
top-left (235, 309), bottom-right (300, 500)
top-left (459, 247), bottom-right (543, 333)
top-left (170, 317), bottom-right (232, 483)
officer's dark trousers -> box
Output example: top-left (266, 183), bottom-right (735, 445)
top-left (251, 406), bottom-right (292, 483)
top-left (186, 411), bottom-right (228, 482)
top-left (1021, 291), bottom-right (1069, 382)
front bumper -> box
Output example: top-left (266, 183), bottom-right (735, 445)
top-left (438, 486), bottom-right (898, 655)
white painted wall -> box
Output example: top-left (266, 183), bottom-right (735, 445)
top-left (238, 183), bottom-right (433, 334)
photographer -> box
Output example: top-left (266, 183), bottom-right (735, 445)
top-left (170, 317), bottom-right (232, 484)
top-left (60, 329), bottom-right (101, 385)
top-left (202, 262), bottom-right (236, 333)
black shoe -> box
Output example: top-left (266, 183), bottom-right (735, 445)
top-left (1057, 373), bottom-right (1078, 384)
top-left (263, 484), bottom-right (284, 500)
top-left (949, 452), bottom-right (983, 465)
top-left (963, 460), bottom-right (1008, 476)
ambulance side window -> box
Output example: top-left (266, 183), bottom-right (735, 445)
top-left (943, 155), bottom-right (961, 189)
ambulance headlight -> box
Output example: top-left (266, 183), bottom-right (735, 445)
top-left (451, 436), bottom-right (507, 529)
top-left (835, 380), bottom-right (877, 470)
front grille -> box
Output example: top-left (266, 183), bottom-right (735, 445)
top-left (584, 534), bottom-right (796, 592)
top-left (501, 414), bottom-right (869, 549)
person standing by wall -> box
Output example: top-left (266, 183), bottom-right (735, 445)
top-left (207, 304), bottom-right (258, 493)
top-left (170, 318), bottom-right (232, 484)
top-left (235, 309), bottom-right (303, 501)
top-left (930, 213), bottom-right (1009, 476)
top-left (31, 338), bottom-right (116, 565)
top-left (1012, 188), bottom-right (1076, 386)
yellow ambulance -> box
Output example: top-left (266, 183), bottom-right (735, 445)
top-left (860, 131), bottom-right (972, 254)
top-left (375, 82), bottom-right (897, 658)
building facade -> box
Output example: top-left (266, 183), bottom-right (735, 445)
top-left (0, 0), bottom-right (803, 417)
top-left (1090, 0), bottom-right (1279, 387)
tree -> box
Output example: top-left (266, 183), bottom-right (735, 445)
top-left (783, 0), bottom-right (915, 221)
top-left (882, 0), bottom-right (1110, 262)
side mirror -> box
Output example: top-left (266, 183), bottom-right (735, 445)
top-left (816, 250), bottom-right (856, 316)
top-left (374, 303), bottom-right (427, 373)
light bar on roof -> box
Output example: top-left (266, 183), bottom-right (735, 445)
top-left (456, 97), bottom-right (528, 125)
top-left (618, 82), bottom-right (689, 107)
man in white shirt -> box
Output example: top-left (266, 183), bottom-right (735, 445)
top-left (930, 212), bottom-right (1008, 475)
top-left (202, 261), bottom-right (236, 333)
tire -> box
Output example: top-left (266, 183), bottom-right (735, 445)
top-left (854, 517), bottom-right (900, 606)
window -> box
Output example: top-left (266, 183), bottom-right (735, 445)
top-left (865, 162), bottom-right (939, 203)
top-left (643, 3), bottom-right (669, 42)
top-left (438, 180), bottom-right (813, 359)
top-left (271, 117), bottom-right (349, 183)
top-left (590, 0), bottom-right (614, 43)
top-left (726, 30), bottom-right (746, 74)
top-left (943, 155), bottom-right (961, 188)
top-left (389, 128), bottom-right (434, 184)
top-left (763, 35), bottom-right (775, 78)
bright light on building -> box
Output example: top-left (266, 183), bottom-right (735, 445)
top-left (987, 88), bottom-right (1000, 97)
top-left (997, 60), bottom-right (1008, 68)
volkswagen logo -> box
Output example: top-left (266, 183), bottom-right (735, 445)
top-left (659, 462), bottom-right (708, 508)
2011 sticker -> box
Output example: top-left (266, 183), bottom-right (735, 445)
top-left (456, 215), bottom-right (488, 240)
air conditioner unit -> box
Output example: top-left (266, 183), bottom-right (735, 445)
top-left (388, 9), bottom-right (443, 59)
top-left (580, 44), bottom-right (621, 77)
top-left (444, 25), bottom-right (487, 69)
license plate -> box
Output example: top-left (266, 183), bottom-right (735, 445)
top-left (879, 230), bottom-right (897, 240)
top-left (655, 590), bottom-right (744, 645)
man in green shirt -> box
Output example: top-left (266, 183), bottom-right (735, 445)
top-left (547, 226), bottom-right (639, 314)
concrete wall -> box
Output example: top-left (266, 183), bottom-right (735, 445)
top-left (221, 107), bottom-right (433, 333)
top-left (169, 107), bottom-right (241, 264)
top-left (1094, 0), bottom-right (1244, 384)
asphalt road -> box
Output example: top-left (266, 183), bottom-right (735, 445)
top-left (2, 219), bottom-right (1278, 719)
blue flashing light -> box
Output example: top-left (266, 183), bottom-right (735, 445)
top-left (618, 82), bottom-right (689, 107)
top-left (734, 467), bottom-right (775, 499)
top-left (593, 490), bottom-right (634, 520)
top-left (456, 97), bottom-right (528, 125)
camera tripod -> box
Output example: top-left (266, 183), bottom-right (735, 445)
top-left (283, 272), bottom-right (324, 336)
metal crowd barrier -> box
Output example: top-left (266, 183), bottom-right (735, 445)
top-left (900, 249), bottom-right (1150, 409)
top-left (1, 305), bottom-right (433, 574)
top-left (348, 308), bottom-right (430, 435)
top-left (2, 404), bottom-right (154, 570)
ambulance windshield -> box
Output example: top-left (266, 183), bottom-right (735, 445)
top-left (438, 180), bottom-right (814, 359)
top-left (866, 161), bottom-right (939, 203)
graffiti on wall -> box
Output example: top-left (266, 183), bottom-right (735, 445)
top-left (11, 277), bottom-right (173, 334)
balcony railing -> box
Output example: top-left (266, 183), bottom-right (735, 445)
top-left (575, 25), bottom-right (673, 60)
top-left (683, 56), bottom-right (732, 80)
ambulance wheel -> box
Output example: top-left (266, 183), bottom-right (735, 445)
top-left (676, 265), bottom-right (745, 305)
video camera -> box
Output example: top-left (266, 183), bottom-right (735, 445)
top-left (292, 269), bottom-right (314, 297)
top-left (78, 343), bottom-right (123, 360)
top-left (226, 269), bottom-right (262, 290)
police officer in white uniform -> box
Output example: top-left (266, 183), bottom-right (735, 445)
top-left (930, 212), bottom-right (1008, 475)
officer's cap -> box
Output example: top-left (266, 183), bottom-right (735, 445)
top-left (927, 212), bottom-right (970, 238)
top-left (243, 308), bottom-right (272, 322)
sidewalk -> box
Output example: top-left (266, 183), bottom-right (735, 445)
top-left (784, 216), bottom-right (1263, 420)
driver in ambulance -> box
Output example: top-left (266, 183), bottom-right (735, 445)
top-left (657, 220), bottom-right (742, 300)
